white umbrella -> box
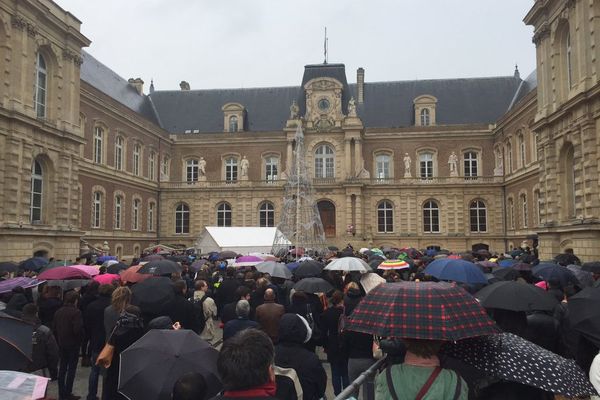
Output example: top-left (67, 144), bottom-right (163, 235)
top-left (0, 370), bottom-right (50, 400)
top-left (360, 272), bottom-right (386, 294)
top-left (255, 261), bottom-right (292, 279)
top-left (324, 257), bottom-right (371, 273)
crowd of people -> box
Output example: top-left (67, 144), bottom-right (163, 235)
top-left (0, 244), bottom-right (599, 400)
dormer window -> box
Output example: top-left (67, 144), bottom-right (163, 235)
top-left (222, 103), bottom-right (245, 132)
top-left (413, 95), bottom-right (438, 126)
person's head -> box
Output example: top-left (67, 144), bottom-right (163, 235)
top-left (226, 267), bottom-right (235, 277)
top-left (98, 266), bottom-right (107, 275)
top-left (173, 280), bottom-right (187, 296)
top-left (148, 316), bottom-right (174, 330)
top-left (330, 290), bottom-right (343, 306)
top-left (235, 299), bottom-right (250, 319)
top-left (256, 277), bottom-right (269, 290)
top-left (235, 285), bottom-right (251, 301)
top-left (63, 291), bottom-right (79, 306)
top-left (263, 288), bottom-right (276, 302)
top-left (172, 372), bottom-right (207, 400)
top-left (402, 338), bottom-right (444, 359)
top-left (217, 329), bottom-right (274, 391)
top-left (195, 280), bottom-right (208, 292)
top-left (111, 286), bottom-right (132, 313)
top-left (291, 290), bottom-right (308, 304)
top-left (22, 303), bottom-right (38, 319)
top-left (98, 284), bottom-right (115, 297)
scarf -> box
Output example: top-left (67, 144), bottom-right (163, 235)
top-left (223, 381), bottom-right (277, 398)
top-left (404, 350), bottom-right (440, 368)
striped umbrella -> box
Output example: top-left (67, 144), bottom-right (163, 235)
top-left (377, 260), bottom-right (410, 270)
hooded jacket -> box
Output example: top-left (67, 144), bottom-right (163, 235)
top-left (274, 314), bottom-right (326, 400)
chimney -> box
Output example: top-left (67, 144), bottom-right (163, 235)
top-left (128, 78), bottom-right (144, 95)
top-left (180, 81), bottom-right (190, 91)
top-left (357, 67), bottom-right (365, 104)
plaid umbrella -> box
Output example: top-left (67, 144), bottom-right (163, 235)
top-left (347, 281), bottom-right (498, 340)
top-left (441, 333), bottom-right (597, 398)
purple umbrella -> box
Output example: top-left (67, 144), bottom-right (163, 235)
top-left (0, 277), bottom-right (45, 294)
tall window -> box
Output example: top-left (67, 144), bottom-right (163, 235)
top-left (132, 199), bottom-right (140, 230)
top-left (217, 203), bottom-right (232, 227)
top-left (115, 136), bottom-right (123, 170)
top-left (419, 152), bottom-right (434, 179)
top-left (149, 151), bottom-right (156, 181)
top-left (506, 142), bottom-right (513, 173)
top-left (377, 201), bottom-right (394, 233)
top-left (533, 134), bottom-right (539, 161)
top-left (133, 144), bottom-right (141, 176)
top-left (229, 116), bottom-right (238, 132)
top-left (148, 202), bottom-right (155, 231)
top-left (521, 194), bottom-right (528, 228)
top-left (469, 200), bottom-right (487, 233)
top-left (376, 154), bottom-right (391, 179)
top-left (259, 202), bottom-right (274, 227)
top-left (34, 53), bottom-right (47, 118)
top-left (225, 157), bottom-right (238, 182)
top-left (463, 151), bottom-right (478, 178)
top-left (566, 32), bottom-right (573, 88)
top-left (93, 127), bottom-right (103, 164)
top-left (175, 204), bottom-right (190, 234)
top-left (423, 201), bottom-right (440, 233)
top-left (265, 156), bottom-right (278, 182)
top-left (114, 195), bottom-right (122, 229)
top-left (30, 160), bottom-right (43, 223)
top-left (508, 198), bottom-right (515, 229)
top-left (420, 108), bottom-right (430, 126)
top-left (315, 144), bottom-right (334, 178)
top-left (92, 192), bottom-right (102, 228)
top-left (519, 134), bottom-right (526, 168)
top-left (186, 159), bottom-right (199, 182)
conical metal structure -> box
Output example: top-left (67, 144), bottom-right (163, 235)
top-left (272, 124), bottom-right (326, 259)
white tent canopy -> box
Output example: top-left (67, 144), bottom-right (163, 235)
top-left (195, 227), bottom-right (290, 255)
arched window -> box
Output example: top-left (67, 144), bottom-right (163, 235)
top-left (463, 151), bottom-right (478, 178)
top-left (186, 159), bottom-right (199, 182)
top-left (34, 53), bottom-right (47, 118)
top-left (30, 160), bottom-right (43, 223)
top-left (566, 31), bottom-right (573, 88)
top-left (375, 154), bottom-right (391, 180)
top-left (93, 127), bottom-right (103, 164)
top-left (521, 193), bottom-right (528, 228)
top-left (420, 108), bottom-right (430, 126)
top-left (519, 133), bottom-right (526, 168)
top-left (225, 157), bottom-right (238, 182)
top-left (423, 201), bottom-right (440, 233)
top-left (132, 198), bottom-right (140, 230)
top-left (229, 116), bottom-right (238, 132)
top-left (92, 191), bottom-right (102, 228)
top-left (148, 201), bottom-right (155, 231)
top-left (508, 198), bottom-right (515, 229)
top-left (175, 204), bottom-right (190, 234)
top-left (259, 202), bottom-right (275, 227)
top-left (133, 144), bottom-right (141, 176)
top-left (115, 136), bottom-right (124, 171)
top-left (149, 151), bottom-right (156, 181)
top-left (377, 201), bottom-right (393, 233)
top-left (419, 152), bottom-right (434, 179)
top-left (217, 203), bottom-right (232, 227)
top-left (469, 200), bottom-right (487, 233)
top-left (265, 156), bottom-right (278, 182)
top-left (114, 195), bottom-right (122, 229)
top-left (315, 144), bottom-right (334, 178)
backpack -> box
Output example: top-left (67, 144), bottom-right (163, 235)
top-left (192, 295), bottom-right (209, 334)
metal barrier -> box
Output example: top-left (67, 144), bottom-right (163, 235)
top-left (333, 357), bottom-right (387, 400)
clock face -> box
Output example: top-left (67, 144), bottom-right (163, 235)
top-left (317, 98), bottom-right (330, 112)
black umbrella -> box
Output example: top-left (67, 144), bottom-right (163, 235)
top-left (140, 254), bottom-right (164, 262)
top-left (294, 277), bottom-right (333, 293)
top-left (368, 258), bottom-right (383, 270)
top-left (131, 277), bottom-right (175, 315)
top-left (582, 261), bottom-right (600, 274)
top-left (18, 257), bottom-right (48, 272)
top-left (475, 281), bottom-right (558, 312)
top-left (554, 253), bottom-right (580, 266)
top-left (0, 262), bottom-right (18, 273)
top-left (119, 329), bottom-right (222, 400)
top-left (218, 250), bottom-right (238, 260)
top-left (293, 260), bottom-right (324, 278)
top-left (441, 333), bottom-right (597, 398)
top-left (566, 264), bottom-right (594, 288)
top-left (166, 255), bottom-right (188, 263)
top-left (107, 262), bottom-right (129, 274)
top-left (568, 287), bottom-right (600, 348)
top-left (0, 313), bottom-right (33, 370)
top-left (532, 263), bottom-right (579, 287)
top-left (492, 268), bottom-right (520, 281)
top-left (138, 260), bottom-right (182, 275)
top-left (511, 262), bottom-right (532, 271)
top-left (339, 249), bottom-right (355, 258)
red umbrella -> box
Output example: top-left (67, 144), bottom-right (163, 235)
top-left (37, 267), bottom-right (91, 280)
top-left (93, 274), bottom-right (121, 285)
top-left (347, 281), bottom-right (498, 341)
top-left (121, 265), bottom-right (151, 284)
top-left (70, 264), bottom-right (99, 277)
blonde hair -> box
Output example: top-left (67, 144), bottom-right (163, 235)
top-left (111, 286), bottom-right (132, 314)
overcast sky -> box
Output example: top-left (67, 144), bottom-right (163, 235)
top-left (55, 0), bottom-right (536, 91)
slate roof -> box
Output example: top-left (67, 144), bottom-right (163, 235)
top-left (80, 51), bottom-right (160, 125)
top-left (507, 69), bottom-right (538, 111)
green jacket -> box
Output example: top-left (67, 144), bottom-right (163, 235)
top-left (375, 364), bottom-right (468, 400)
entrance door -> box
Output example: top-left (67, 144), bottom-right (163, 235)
top-left (318, 200), bottom-right (336, 237)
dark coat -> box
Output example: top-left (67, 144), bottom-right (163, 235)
top-left (275, 314), bottom-right (326, 400)
top-left (319, 305), bottom-right (346, 362)
top-left (38, 296), bottom-right (62, 327)
top-left (344, 287), bottom-right (362, 314)
top-left (526, 311), bottom-right (559, 352)
top-left (22, 315), bottom-right (59, 379)
top-left (216, 278), bottom-right (240, 312)
top-left (255, 301), bottom-right (285, 342)
top-left (222, 318), bottom-right (259, 341)
top-left (163, 293), bottom-right (198, 331)
top-left (344, 330), bottom-right (374, 359)
top-left (84, 294), bottom-right (112, 353)
top-left (52, 303), bottom-right (84, 350)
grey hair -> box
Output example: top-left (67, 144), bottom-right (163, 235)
top-left (236, 299), bottom-right (250, 318)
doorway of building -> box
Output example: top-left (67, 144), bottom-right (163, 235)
top-left (471, 243), bottom-right (489, 252)
top-left (317, 200), bottom-right (336, 237)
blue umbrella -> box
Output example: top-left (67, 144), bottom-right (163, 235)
top-left (18, 257), bottom-right (48, 272)
top-left (533, 263), bottom-right (579, 287)
top-left (97, 255), bottom-right (116, 263)
top-left (424, 258), bottom-right (488, 284)
top-left (498, 259), bottom-right (517, 268)
top-left (286, 261), bottom-right (300, 271)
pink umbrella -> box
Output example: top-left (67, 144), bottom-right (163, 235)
top-left (38, 266), bottom-right (91, 280)
top-left (93, 274), bottom-right (120, 285)
top-left (233, 255), bottom-right (263, 267)
top-left (70, 264), bottom-right (100, 277)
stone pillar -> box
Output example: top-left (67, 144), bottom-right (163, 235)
top-left (354, 138), bottom-right (363, 178)
top-left (355, 194), bottom-right (363, 237)
top-left (345, 139), bottom-right (352, 179)
top-left (285, 139), bottom-right (293, 176)
top-left (346, 195), bottom-right (353, 235)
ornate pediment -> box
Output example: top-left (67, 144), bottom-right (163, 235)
top-left (304, 77), bottom-right (344, 130)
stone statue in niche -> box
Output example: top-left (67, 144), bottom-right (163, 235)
top-left (289, 100), bottom-right (299, 119)
top-left (240, 155), bottom-right (249, 179)
top-left (347, 97), bottom-right (357, 117)
top-left (403, 153), bottom-right (412, 178)
top-left (199, 157), bottom-right (207, 181)
top-left (448, 152), bottom-right (458, 177)
top-left (494, 150), bottom-right (504, 176)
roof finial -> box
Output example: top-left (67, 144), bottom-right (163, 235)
top-left (149, 79), bottom-right (155, 94)
top-left (514, 63), bottom-right (520, 80)
top-left (323, 26), bottom-right (328, 64)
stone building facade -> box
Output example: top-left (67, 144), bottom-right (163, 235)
top-left (1, 0), bottom-right (599, 262)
